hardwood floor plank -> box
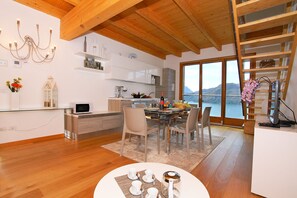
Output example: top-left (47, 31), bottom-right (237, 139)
top-left (0, 127), bottom-right (262, 197)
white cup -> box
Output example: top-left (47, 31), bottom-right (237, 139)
top-left (128, 168), bottom-right (136, 179)
top-left (145, 169), bottom-right (153, 181)
top-left (131, 180), bottom-right (142, 193)
top-left (147, 187), bottom-right (158, 198)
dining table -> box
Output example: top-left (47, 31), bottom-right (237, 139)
top-left (144, 107), bottom-right (185, 154)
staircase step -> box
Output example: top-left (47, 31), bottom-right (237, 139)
top-left (242, 51), bottom-right (291, 60)
top-left (243, 66), bottom-right (289, 73)
top-left (240, 33), bottom-right (295, 48)
top-left (238, 11), bottom-right (297, 34)
top-left (236, 0), bottom-right (293, 17)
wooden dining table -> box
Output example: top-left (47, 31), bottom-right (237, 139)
top-left (144, 108), bottom-right (184, 154)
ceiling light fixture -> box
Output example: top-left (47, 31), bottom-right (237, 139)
top-left (0, 19), bottom-right (56, 63)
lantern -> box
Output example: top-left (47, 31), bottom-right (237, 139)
top-left (43, 76), bottom-right (58, 108)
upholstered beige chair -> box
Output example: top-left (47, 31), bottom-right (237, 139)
top-left (169, 107), bottom-right (200, 154)
top-left (197, 107), bottom-right (212, 148)
top-left (120, 107), bottom-right (160, 162)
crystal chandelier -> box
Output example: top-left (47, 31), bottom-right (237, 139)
top-left (0, 20), bottom-right (56, 63)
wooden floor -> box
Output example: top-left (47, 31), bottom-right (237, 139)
top-left (0, 126), bottom-right (262, 198)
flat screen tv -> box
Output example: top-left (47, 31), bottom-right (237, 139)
top-left (267, 80), bottom-right (281, 125)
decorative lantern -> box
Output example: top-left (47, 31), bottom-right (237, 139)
top-left (43, 76), bottom-right (58, 108)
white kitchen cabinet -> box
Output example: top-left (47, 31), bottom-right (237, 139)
top-left (105, 66), bottom-right (134, 81)
top-left (105, 54), bottom-right (162, 84)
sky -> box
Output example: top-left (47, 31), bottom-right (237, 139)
top-left (184, 60), bottom-right (241, 91)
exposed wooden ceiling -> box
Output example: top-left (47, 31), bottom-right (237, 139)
top-left (15, 0), bottom-right (235, 59)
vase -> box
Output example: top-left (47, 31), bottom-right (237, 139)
top-left (10, 92), bottom-right (20, 110)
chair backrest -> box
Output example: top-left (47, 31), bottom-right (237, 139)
top-left (201, 107), bottom-right (211, 126)
top-left (186, 107), bottom-right (200, 132)
top-left (123, 107), bottom-right (147, 134)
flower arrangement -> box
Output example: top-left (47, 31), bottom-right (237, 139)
top-left (241, 79), bottom-right (260, 104)
top-left (241, 76), bottom-right (271, 104)
top-left (6, 77), bottom-right (22, 92)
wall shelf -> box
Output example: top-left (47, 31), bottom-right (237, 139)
top-left (75, 52), bottom-right (109, 61)
top-left (75, 67), bottom-right (106, 73)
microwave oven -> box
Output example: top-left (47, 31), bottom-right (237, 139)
top-left (71, 103), bottom-right (93, 114)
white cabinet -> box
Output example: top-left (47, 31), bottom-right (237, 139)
top-left (251, 125), bottom-right (297, 198)
top-left (105, 54), bottom-right (162, 84)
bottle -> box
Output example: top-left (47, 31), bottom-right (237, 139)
top-left (160, 92), bottom-right (164, 110)
top-left (83, 36), bottom-right (87, 52)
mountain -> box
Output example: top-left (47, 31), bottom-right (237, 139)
top-left (183, 83), bottom-right (241, 104)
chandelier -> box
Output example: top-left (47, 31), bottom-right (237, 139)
top-left (0, 20), bottom-right (56, 63)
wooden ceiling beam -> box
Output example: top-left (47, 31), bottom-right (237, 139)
top-left (135, 7), bottom-right (200, 54)
top-left (64, 0), bottom-right (80, 6)
top-left (60, 0), bottom-right (144, 40)
top-left (94, 27), bottom-right (166, 59)
top-left (172, 0), bottom-right (222, 51)
top-left (110, 19), bottom-right (182, 57)
top-left (15, 0), bottom-right (69, 18)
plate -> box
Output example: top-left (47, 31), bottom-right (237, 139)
top-left (142, 175), bottom-right (155, 183)
top-left (127, 174), bottom-right (138, 180)
top-left (129, 186), bottom-right (142, 196)
top-left (168, 108), bottom-right (181, 111)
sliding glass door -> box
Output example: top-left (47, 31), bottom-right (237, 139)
top-left (180, 57), bottom-right (244, 126)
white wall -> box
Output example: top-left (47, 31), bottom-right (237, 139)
top-left (164, 44), bottom-right (236, 100)
top-left (0, 0), bottom-right (163, 143)
top-left (0, 0), bottom-right (163, 111)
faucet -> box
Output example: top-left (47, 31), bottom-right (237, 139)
top-left (148, 92), bottom-right (155, 97)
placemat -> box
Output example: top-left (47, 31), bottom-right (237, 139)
top-left (114, 170), bottom-right (165, 198)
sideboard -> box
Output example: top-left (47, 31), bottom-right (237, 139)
top-left (251, 124), bottom-right (297, 197)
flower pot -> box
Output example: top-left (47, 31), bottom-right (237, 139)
top-left (10, 92), bottom-right (20, 110)
top-left (244, 120), bottom-right (255, 135)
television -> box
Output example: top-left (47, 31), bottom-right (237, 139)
top-left (267, 80), bottom-right (281, 125)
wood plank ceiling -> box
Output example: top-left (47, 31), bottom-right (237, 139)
top-left (15, 0), bottom-right (235, 59)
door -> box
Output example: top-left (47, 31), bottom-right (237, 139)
top-left (180, 57), bottom-right (244, 126)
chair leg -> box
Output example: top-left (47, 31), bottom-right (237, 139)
top-left (201, 126), bottom-right (205, 149)
top-left (208, 124), bottom-right (212, 144)
top-left (186, 133), bottom-right (190, 155)
top-left (176, 131), bottom-right (178, 144)
top-left (144, 135), bottom-right (148, 162)
top-left (120, 132), bottom-right (126, 156)
top-left (157, 126), bottom-right (160, 154)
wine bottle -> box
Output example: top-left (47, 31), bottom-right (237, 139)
top-left (160, 93), bottom-right (164, 110)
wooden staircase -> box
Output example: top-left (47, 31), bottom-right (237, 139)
top-left (231, 0), bottom-right (297, 121)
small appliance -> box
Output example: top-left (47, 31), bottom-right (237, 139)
top-left (71, 103), bottom-right (93, 114)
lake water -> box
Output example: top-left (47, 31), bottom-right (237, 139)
top-left (191, 102), bottom-right (244, 119)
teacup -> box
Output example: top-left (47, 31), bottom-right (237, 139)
top-left (147, 187), bottom-right (158, 198)
top-left (131, 180), bottom-right (142, 193)
top-left (128, 168), bottom-right (137, 179)
top-left (145, 169), bottom-right (153, 181)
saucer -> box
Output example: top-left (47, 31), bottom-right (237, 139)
top-left (129, 186), bottom-right (142, 196)
top-left (145, 194), bottom-right (160, 198)
top-left (127, 174), bottom-right (138, 180)
top-left (142, 175), bottom-right (154, 183)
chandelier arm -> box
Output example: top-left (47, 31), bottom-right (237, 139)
top-left (0, 43), bottom-right (11, 50)
top-left (36, 24), bottom-right (40, 46)
top-left (17, 20), bottom-right (25, 43)
top-left (14, 43), bottom-right (30, 60)
top-left (32, 45), bottom-right (47, 61)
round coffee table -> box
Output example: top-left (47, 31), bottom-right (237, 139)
top-left (94, 162), bottom-right (209, 198)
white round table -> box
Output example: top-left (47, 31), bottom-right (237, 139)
top-left (94, 162), bottom-right (209, 198)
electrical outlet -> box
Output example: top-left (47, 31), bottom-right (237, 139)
top-left (0, 59), bottom-right (8, 67)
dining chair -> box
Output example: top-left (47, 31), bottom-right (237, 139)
top-left (120, 107), bottom-right (160, 162)
top-left (197, 107), bottom-right (212, 148)
top-left (169, 107), bottom-right (200, 154)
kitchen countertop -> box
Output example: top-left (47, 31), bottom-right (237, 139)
top-left (108, 97), bottom-right (159, 101)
